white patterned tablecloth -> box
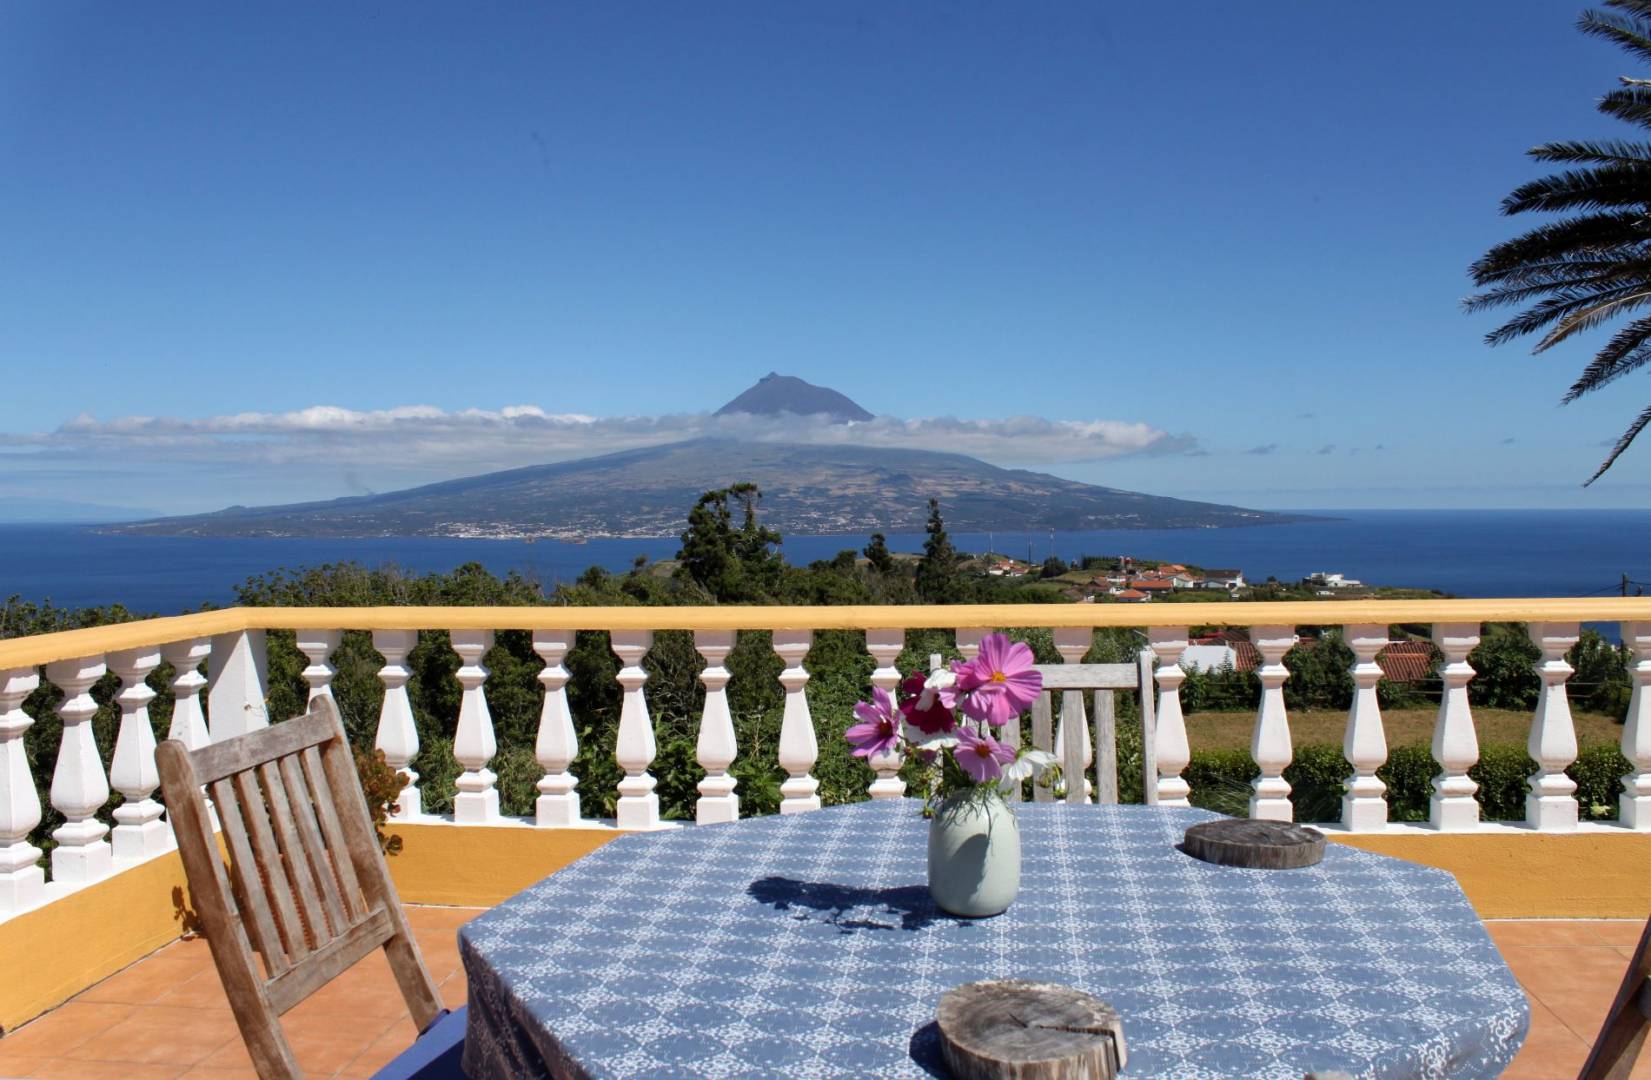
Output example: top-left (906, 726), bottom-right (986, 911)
top-left (458, 801), bottom-right (1527, 1079)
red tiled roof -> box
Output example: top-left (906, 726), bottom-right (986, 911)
top-left (1130, 578), bottom-right (1174, 590)
top-left (1116, 588), bottom-right (1147, 600)
top-left (1378, 641), bottom-right (1437, 683)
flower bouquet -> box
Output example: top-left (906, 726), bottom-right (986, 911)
top-left (845, 633), bottom-right (1058, 916)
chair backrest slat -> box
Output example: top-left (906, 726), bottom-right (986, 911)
top-left (229, 769), bottom-right (313, 961)
top-left (157, 698), bottom-right (443, 1078)
top-left (277, 754), bottom-right (351, 933)
top-left (259, 758), bottom-right (334, 945)
top-left (299, 745), bottom-right (366, 918)
top-left (209, 774), bottom-right (292, 976)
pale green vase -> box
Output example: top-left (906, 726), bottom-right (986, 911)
top-left (927, 790), bottom-right (1021, 918)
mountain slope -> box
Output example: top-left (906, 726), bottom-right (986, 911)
top-left (112, 438), bottom-right (1302, 539)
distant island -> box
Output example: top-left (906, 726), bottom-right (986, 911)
top-left (108, 376), bottom-right (1315, 540)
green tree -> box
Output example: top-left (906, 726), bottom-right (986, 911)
top-left (674, 483), bottom-right (784, 602)
top-left (1039, 555), bottom-right (1068, 579)
top-left (914, 498), bottom-right (963, 603)
top-left (863, 532), bottom-right (896, 575)
top-left (1467, 0), bottom-right (1651, 482)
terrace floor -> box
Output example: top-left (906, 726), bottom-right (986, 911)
top-left (0, 910), bottom-right (1642, 1078)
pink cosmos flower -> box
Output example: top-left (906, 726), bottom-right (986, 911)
top-left (845, 687), bottom-right (902, 758)
top-left (955, 727), bottom-right (1017, 783)
top-left (952, 633), bottom-right (1041, 726)
top-left (899, 671), bottom-right (955, 735)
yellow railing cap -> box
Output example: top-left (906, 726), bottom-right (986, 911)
top-left (5, 598), bottom-right (1651, 671)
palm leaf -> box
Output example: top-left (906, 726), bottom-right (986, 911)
top-left (1580, 6), bottom-right (1651, 65)
top-left (1585, 402), bottom-right (1651, 485)
top-left (1502, 164), bottom-right (1651, 214)
top-left (1565, 315), bottom-right (1651, 400)
top-left (1469, 211), bottom-right (1651, 284)
top-left (1599, 84), bottom-right (1651, 129)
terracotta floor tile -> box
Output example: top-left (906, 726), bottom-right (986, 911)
top-left (1485, 918), bottom-right (1613, 947)
top-left (1501, 997), bottom-right (1588, 1078)
top-left (337, 1014), bottom-right (420, 1077)
top-left (176, 1068), bottom-right (261, 1080)
top-left (0, 1055), bottom-right (52, 1078)
top-left (27, 1061), bottom-right (188, 1079)
top-left (405, 906), bottom-right (484, 931)
top-left (1582, 919), bottom-right (1649, 947)
top-left (152, 969), bottom-right (234, 1011)
top-left (0, 1002), bottom-right (136, 1059)
top-left (286, 1014), bottom-right (403, 1076)
top-left (76, 954), bottom-right (210, 1007)
top-left (63, 1006), bottom-right (241, 1067)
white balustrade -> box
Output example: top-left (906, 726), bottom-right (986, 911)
top-left (1052, 627), bottom-right (1094, 803)
top-left (956, 627), bottom-right (986, 663)
top-left (1430, 623), bottom-right (1481, 831)
top-left (1341, 625), bottom-right (1389, 832)
top-left (107, 647), bottom-right (170, 860)
top-left (612, 630), bottom-right (659, 829)
top-left (45, 656), bottom-right (113, 885)
top-left (207, 629), bottom-right (268, 739)
top-left (373, 629), bottom-right (422, 819)
top-left (1622, 621), bottom-right (1651, 830)
top-left (450, 629), bottom-right (499, 824)
top-left (1148, 627), bottom-right (1190, 807)
top-left (774, 630), bottom-right (821, 814)
top-left (864, 628), bottom-right (906, 799)
top-left (533, 630), bottom-right (581, 827)
top-left (1248, 627), bottom-right (1296, 821)
top-left (297, 629), bottom-right (341, 709)
top-left (1527, 622), bottom-right (1580, 831)
top-left (694, 630), bottom-right (739, 824)
top-left (0, 669), bottom-right (44, 916)
top-left (161, 638), bottom-right (211, 749)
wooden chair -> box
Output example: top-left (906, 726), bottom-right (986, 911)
top-left (1579, 907), bottom-right (1651, 1079)
top-left (156, 698), bottom-right (461, 1079)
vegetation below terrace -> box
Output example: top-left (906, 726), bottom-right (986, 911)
top-left (2, 488), bottom-right (1638, 852)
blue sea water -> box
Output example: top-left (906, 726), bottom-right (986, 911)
top-left (2, 510), bottom-right (1649, 615)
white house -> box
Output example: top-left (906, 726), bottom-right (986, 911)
top-left (1203, 569), bottom-right (1245, 591)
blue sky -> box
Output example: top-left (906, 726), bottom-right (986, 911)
top-left (3, 1), bottom-right (1648, 515)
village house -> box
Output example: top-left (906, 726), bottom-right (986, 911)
top-left (1202, 569), bottom-right (1246, 591)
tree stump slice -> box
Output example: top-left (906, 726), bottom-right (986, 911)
top-left (936, 980), bottom-right (1126, 1079)
top-left (1181, 818), bottom-right (1325, 869)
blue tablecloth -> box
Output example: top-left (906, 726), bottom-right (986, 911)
top-left (459, 802), bottom-right (1527, 1079)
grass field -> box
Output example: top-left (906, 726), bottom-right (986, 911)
top-left (1184, 707), bottom-right (1625, 753)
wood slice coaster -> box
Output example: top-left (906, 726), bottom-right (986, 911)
top-left (1181, 818), bottom-right (1325, 869)
top-left (936, 980), bottom-right (1126, 1079)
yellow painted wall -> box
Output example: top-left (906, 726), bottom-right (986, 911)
top-left (384, 822), bottom-right (616, 907)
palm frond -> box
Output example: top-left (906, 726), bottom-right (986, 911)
top-left (1465, 267), bottom-right (1651, 310)
top-left (1469, 211), bottom-right (1651, 284)
top-left (1477, 282), bottom-right (1651, 344)
top-left (1502, 164), bottom-right (1651, 214)
top-left (1535, 288), bottom-right (1651, 351)
top-left (1530, 138), bottom-right (1651, 165)
top-left (1469, 253), bottom-right (1644, 290)
top-left (1584, 402), bottom-right (1651, 485)
top-left (1598, 84), bottom-right (1651, 129)
top-left (1580, 6), bottom-right (1651, 65)
top-left (1564, 316), bottom-right (1651, 399)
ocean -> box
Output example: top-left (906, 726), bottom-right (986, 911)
top-left (2, 509), bottom-right (1649, 615)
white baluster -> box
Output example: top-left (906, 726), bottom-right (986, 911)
top-left (107, 648), bottom-right (169, 860)
top-left (373, 630), bottom-right (421, 819)
top-left (1429, 623), bottom-right (1481, 830)
top-left (207, 629), bottom-right (268, 739)
top-left (1053, 627), bottom-right (1094, 802)
top-left (1622, 621), bottom-right (1651, 830)
top-left (1148, 627), bottom-right (1190, 807)
top-left (0, 669), bottom-right (44, 916)
top-left (1527, 622), bottom-right (1580, 831)
top-left (694, 630), bottom-right (739, 824)
top-left (956, 627), bottom-right (986, 663)
top-left (297, 629), bottom-right (341, 709)
top-left (1248, 627), bottom-right (1296, 821)
top-left (161, 639), bottom-right (211, 748)
top-left (450, 629), bottom-right (499, 824)
top-left (46, 656), bottom-right (113, 885)
top-left (775, 630), bottom-right (821, 814)
top-left (612, 630), bottom-right (659, 829)
top-left (533, 630), bottom-right (580, 827)
top-left (1340, 625), bottom-right (1389, 832)
top-left (865, 628), bottom-right (906, 799)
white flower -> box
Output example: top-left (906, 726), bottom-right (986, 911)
top-left (997, 749), bottom-right (1059, 791)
